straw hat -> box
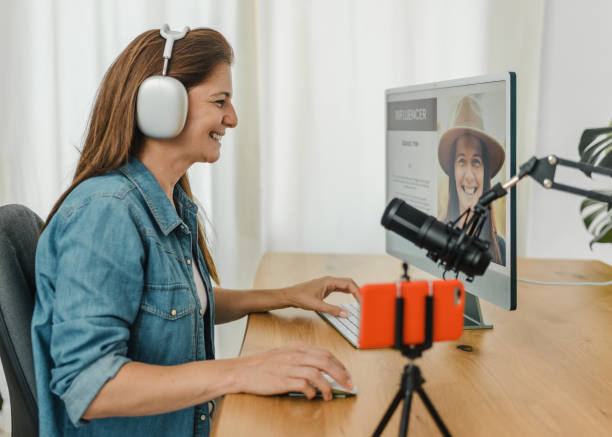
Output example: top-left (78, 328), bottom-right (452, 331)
top-left (437, 96), bottom-right (505, 177)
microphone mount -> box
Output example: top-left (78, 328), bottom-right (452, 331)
top-left (446, 155), bottom-right (612, 280)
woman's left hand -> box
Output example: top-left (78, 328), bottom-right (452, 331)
top-left (284, 276), bottom-right (360, 318)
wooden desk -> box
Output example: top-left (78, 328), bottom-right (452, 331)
top-left (212, 253), bottom-right (612, 437)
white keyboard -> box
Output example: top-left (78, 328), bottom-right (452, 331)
top-left (317, 302), bottom-right (361, 348)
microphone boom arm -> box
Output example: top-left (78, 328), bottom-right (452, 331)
top-left (381, 155), bottom-right (610, 281)
top-left (477, 155), bottom-right (612, 210)
top-left (452, 155), bottom-right (612, 281)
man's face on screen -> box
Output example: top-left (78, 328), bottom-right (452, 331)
top-left (454, 135), bottom-right (484, 214)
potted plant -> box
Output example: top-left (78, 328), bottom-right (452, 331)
top-left (578, 123), bottom-right (612, 248)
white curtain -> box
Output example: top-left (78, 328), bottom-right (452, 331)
top-left (259, 0), bottom-right (545, 257)
top-left (0, 0), bottom-right (545, 430)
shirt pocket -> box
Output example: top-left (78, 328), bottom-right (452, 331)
top-left (129, 283), bottom-right (197, 365)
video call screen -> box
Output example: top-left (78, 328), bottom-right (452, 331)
top-left (387, 80), bottom-right (509, 267)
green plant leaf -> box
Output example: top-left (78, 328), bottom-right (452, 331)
top-left (577, 126), bottom-right (612, 249)
top-left (580, 191), bottom-right (612, 249)
top-left (578, 127), bottom-right (612, 157)
top-left (582, 136), bottom-right (612, 165)
top-left (581, 205), bottom-right (605, 229)
top-left (578, 133), bottom-right (612, 176)
top-left (580, 192), bottom-right (612, 211)
top-left (589, 221), bottom-right (612, 249)
top-left (597, 147), bottom-right (612, 169)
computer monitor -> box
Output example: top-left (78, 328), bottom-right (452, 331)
top-left (385, 73), bottom-right (516, 328)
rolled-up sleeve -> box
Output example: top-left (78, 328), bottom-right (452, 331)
top-left (49, 195), bottom-right (144, 426)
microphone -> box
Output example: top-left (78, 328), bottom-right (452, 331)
top-left (381, 198), bottom-right (491, 279)
top-left (381, 155), bottom-right (612, 280)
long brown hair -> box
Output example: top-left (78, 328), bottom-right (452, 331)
top-left (42, 28), bottom-right (234, 284)
top-left (443, 135), bottom-right (503, 265)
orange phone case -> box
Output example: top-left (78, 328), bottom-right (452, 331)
top-left (358, 280), bottom-right (465, 349)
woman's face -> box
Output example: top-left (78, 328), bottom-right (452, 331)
top-left (454, 135), bottom-right (484, 214)
top-left (174, 62), bottom-right (238, 163)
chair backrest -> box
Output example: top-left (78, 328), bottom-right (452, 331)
top-left (0, 204), bottom-right (42, 436)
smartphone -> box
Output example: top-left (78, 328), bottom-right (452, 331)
top-left (358, 279), bottom-right (465, 349)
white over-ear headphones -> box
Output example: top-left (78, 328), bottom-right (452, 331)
top-left (136, 24), bottom-right (190, 139)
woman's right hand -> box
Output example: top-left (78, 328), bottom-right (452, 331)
top-left (233, 341), bottom-right (353, 401)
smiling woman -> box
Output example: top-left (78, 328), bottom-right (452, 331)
top-left (438, 96), bottom-right (506, 265)
top-left (30, 25), bottom-right (359, 437)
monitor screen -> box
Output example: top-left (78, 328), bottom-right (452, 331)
top-left (385, 73), bottom-right (516, 312)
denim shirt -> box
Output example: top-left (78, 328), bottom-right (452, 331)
top-left (32, 156), bottom-right (216, 437)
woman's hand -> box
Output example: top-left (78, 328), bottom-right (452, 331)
top-left (234, 341), bottom-right (353, 401)
top-left (284, 276), bottom-right (360, 318)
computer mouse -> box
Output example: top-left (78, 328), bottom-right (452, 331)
top-left (321, 372), bottom-right (358, 397)
top-left (287, 372), bottom-right (357, 398)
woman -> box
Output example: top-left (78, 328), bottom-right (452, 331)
top-left (438, 96), bottom-right (506, 265)
top-left (32, 26), bottom-right (357, 437)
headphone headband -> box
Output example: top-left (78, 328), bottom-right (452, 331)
top-left (160, 24), bottom-right (190, 76)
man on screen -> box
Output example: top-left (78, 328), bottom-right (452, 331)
top-left (438, 96), bottom-right (506, 266)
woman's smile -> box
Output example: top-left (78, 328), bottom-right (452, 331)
top-left (461, 184), bottom-right (478, 195)
top-left (209, 131), bottom-right (224, 143)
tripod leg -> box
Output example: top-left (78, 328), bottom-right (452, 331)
top-left (398, 380), bottom-right (414, 437)
top-left (415, 386), bottom-right (452, 437)
top-left (372, 388), bottom-right (403, 437)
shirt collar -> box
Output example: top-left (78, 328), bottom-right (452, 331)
top-left (118, 155), bottom-right (198, 236)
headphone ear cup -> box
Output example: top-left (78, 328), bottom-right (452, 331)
top-left (136, 76), bottom-right (188, 139)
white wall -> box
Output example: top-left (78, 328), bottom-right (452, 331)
top-left (529, 1), bottom-right (612, 263)
top-left (258, 0), bottom-right (545, 259)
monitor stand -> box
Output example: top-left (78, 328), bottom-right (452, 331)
top-left (463, 292), bottom-right (493, 330)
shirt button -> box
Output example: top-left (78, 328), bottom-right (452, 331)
top-left (199, 309), bottom-right (204, 315)
top-left (186, 259), bottom-right (191, 265)
top-left (200, 414), bottom-right (206, 421)
top-left (171, 309), bottom-right (177, 316)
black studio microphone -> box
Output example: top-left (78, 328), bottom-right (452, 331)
top-left (381, 198), bottom-right (491, 279)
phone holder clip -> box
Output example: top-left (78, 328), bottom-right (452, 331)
top-left (373, 286), bottom-right (453, 437)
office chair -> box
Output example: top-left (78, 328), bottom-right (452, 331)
top-left (0, 204), bottom-right (42, 436)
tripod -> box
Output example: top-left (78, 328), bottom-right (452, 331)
top-left (372, 284), bottom-right (452, 437)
